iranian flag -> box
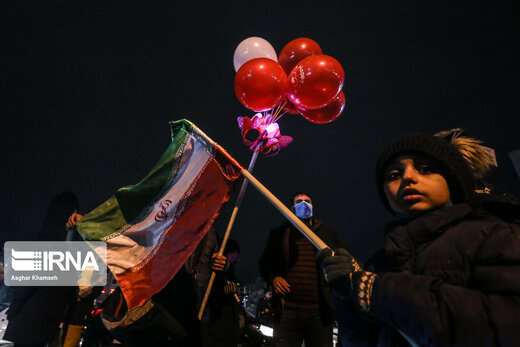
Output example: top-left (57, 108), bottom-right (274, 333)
top-left (77, 119), bottom-right (243, 309)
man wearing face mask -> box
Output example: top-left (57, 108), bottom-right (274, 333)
top-left (259, 192), bottom-right (342, 347)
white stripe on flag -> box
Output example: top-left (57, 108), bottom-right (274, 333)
top-left (105, 134), bottom-right (212, 275)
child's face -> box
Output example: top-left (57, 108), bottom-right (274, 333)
top-left (383, 155), bottom-right (451, 215)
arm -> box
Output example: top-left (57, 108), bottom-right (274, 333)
top-left (371, 273), bottom-right (519, 346)
top-left (319, 231), bottom-right (520, 347)
top-left (317, 248), bottom-right (381, 346)
top-left (66, 213), bottom-right (83, 229)
top-left (259, 228), bottom-right (291, 294)
top-left (259, 228), bottom-right (281, 285)
top-left (371, 223), bottom-right (520, 346)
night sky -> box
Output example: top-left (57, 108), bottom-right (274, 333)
top-left (2, 1), bottom-right (519, 283)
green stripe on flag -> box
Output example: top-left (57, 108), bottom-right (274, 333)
top-left (76, 196), bottom-right (127, 240)
top-left (77, 119), bottom-right (196, 240)
top-left (115, 124), bottom-right (191, 223)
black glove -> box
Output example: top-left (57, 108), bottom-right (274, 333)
top-left (316, 248), bottom-right (359, 297)
top-left (316, 248), bottom-right (377, 314)
top-left (223, 280), bottom-right (238, 296)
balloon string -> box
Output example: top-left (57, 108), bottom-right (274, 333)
top-left (273, 102), bottom-right (284, 119)
top-left (272, 101), bottom-right (287, 123)
top-left (273, 111), bottom-right (285, 123)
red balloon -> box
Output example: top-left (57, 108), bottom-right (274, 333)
top-left (234, 58), bottom-right (288, 112)
top-left (287, 54), bottom-right (344, 110)
top-left (298, 91), bottom-right (345, 124)
top-left (278, 38), bottom-right (323, 75)
top-left (282, 98), bottom-right (299, 114)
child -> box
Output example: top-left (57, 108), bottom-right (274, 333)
top-left (317, 130), bottom-right (520, 346)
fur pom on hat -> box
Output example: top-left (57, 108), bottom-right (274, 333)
top-left (434, 128), bottom-right (496, 179)
top-left (376, 133), bottom-right (476, 212)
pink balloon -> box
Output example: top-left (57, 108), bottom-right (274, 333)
top-left (233, 37), bottom-right (278, 72)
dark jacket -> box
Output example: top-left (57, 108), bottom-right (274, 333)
top-left (106, 230), bottom-right (223, 346)
top-left (4, 192), bottom-right (78, 344)
top-left (336, 201), bottom-right (520, 347)
top-left (153, 229), bottom-right (221, 332)
top-left (259, 218), bottom-right (343, 324)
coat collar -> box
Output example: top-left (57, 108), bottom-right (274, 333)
top-left (384, 204), bottom-right (473, 271)
top-left (387, 204), bottom-right (472, 243)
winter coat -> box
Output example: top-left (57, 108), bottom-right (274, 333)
top-left (259, 219), bottom-right (343, 324)
top-left (336, 201), bottom-right (520, 347)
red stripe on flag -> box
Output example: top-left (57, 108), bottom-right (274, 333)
top-left (115, 158), bottom-right (238, 309)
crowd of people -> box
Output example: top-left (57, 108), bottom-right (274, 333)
top-left (2, 128), bottom-right (520, 346)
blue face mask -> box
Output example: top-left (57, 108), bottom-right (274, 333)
top-left (294, 201), bottom-right (313, 219)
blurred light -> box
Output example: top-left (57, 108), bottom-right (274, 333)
top-left (259, 325), bottom-right (273, 337)
top-left (265, 123), bottom-right (279, 134)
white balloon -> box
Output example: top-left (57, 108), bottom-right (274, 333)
top-left (233, 37), bottom-right (278, 72)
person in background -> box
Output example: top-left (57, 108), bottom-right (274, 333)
top-left (202, 238), bottom-right (243, 347)
top-left (70, 209), bottom-right (230, 346)
top-left (0, 255), bottom-right (14, 306)
top-left (259, 192), bottom-right (342, 347)
top-left (61, 210), bottom-right (103, 347)
top-left (4, 192), bottom-right (79, 346)
top-left (317, 130), bottom-right (520, 346)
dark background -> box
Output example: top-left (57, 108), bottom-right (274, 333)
top-left (2, 1), bottom-right (519, 284)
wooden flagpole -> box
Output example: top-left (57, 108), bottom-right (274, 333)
top-left (193, 120), bottom-right (330, 321)
top-left (240, 169), bottom-right (330, 251)
top-left (198, 151), bottom-right (259, 320)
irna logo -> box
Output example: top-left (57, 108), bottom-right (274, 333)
top-left (11, 249), bottom-right (99, 271)
top-left (4, 241), bottom-right (107, 286)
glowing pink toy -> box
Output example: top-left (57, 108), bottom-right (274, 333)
top-left (237, 112), bottom-right (293, 156)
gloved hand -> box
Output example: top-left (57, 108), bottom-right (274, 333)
top-left (316, 248), bottom-right (360, 298)
top-left (223, 280), bottom-right (238, 296)
top-left (316, 248), bottom-right (377, 314)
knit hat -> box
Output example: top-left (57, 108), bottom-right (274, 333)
top-left (376, 133), bottom-right (475, 212)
